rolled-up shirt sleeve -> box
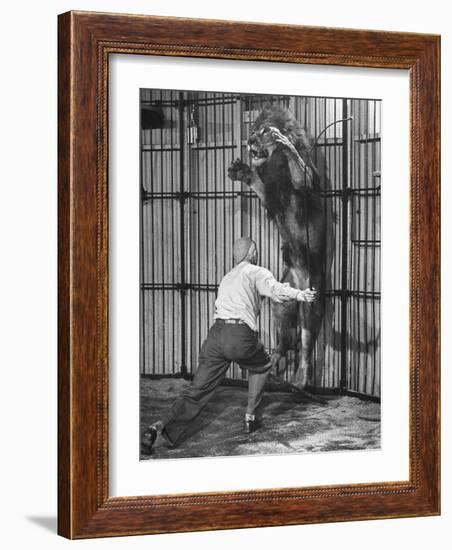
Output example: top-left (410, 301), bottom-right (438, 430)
top-left (254, 267), bottom-right (302, 303)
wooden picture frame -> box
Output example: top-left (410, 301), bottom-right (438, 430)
top-left (58, 11), bottom-right (440, 539)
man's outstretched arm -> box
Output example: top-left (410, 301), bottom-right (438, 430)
top-left (255, 268), bottom-right (317, 303)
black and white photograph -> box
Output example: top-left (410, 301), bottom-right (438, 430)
top-left (139, 90), bottom-right (381, 460)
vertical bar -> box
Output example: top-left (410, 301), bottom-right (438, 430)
top-left (158, 90), bottom-right (166, 373)
top-left (356, 100), bottom-right (362, 392)
top-left (187, 93), bottom-right (194, 373)
top-left (213, 94), bottom-right (218, 284)
top-left (239, 95), bottom-right (245, 239)
top-left (140, 91), bottom-right (146, 375)
top-left (222, 96), bottom-right (227, 274)
top-left (219, 94), bottom-right (224, 280)
top-left (267, 129), bottom-right (271, 353)
top-left (322, 97), bottom-right (328, 389)
top-left (363, 100), bottom-right (370, 393)
top-left (256, 98), bottom-right (263, 355)
top-left (170, 91), bottom-right (175, 373)
top-left (221, 95), bottom-right (229, 378)
top-left (197, 95), bottom-right (202, 363)
top-left (334, 98), bottom-right (339, 386)
top-left (340, 99), bottom-right (349, 391)
top-left (233, 93), bottom-right (238, 277)
top-left (331, 98), bottom-right (335, 386)
top-left (187, 96), bottom-right (193, 370)
top-left (349, 101), bottom-right (354, 390)
top-left (150, 91), bottom-right (156, 373)
top-left (371, 100), bottom-right (378, 396)
top-left (179, 91), bottom-right (187, 376)
top-left (205, 95), bottom-right (210, 323)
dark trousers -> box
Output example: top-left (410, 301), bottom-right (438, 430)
top-left (161, 320), bottom-right (272, 447)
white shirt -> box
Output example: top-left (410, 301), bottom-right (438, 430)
top-left (213, 261), bottom-right (303, 331)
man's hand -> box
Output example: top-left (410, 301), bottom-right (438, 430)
top-left (297, 288), bottom-right (317, 303)
top-left (269, 127), bottom-right (298, 155)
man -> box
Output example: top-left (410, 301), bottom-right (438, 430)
top-left (142, 236), bottom-right (317, 454)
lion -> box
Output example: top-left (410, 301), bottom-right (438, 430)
top-left (228, 104), bottom-right (333, 389)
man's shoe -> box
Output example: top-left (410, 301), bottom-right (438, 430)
top-left (244, 417), bottom-right (262, 434)
top-left (141, 425), bottom-right (158, 454)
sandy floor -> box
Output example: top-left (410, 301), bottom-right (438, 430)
top-left (140, 377), bottom-right (380, 460)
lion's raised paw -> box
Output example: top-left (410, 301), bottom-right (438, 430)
top-left (227, 158), bottom-right (252, 184)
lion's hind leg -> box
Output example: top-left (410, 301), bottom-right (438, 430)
top-left (294, 300), bottom-right (323, 389)
top-left (271, 300), bottom-right (298, 375)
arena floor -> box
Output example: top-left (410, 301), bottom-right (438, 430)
top-left (140, 377), bottom-right (381, 460)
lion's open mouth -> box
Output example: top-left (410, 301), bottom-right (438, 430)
top-left (249, 146), bottom-right (269, 160)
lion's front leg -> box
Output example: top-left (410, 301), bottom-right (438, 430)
top-left (228, 158), bottom-right (266, 203)
top-left (269, 128), bottom-right (315, 189)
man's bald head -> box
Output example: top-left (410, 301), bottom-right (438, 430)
top-left (233, 237), bottom-right (257, 264)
